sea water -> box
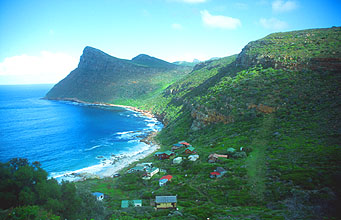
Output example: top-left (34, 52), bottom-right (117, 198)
top-left (0, 84), bottom-right (162, 181)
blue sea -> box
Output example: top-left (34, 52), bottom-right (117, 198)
top-left (0, 84), bottom-right (162, 181)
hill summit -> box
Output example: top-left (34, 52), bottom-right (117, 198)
top-left (45, 47), bottom-right (190, 103)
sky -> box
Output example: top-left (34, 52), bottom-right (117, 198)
top-left (0, 0), bottom-right (340, 85)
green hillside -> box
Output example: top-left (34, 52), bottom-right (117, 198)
top-left (91, 27), bottom-right (340, 219)
top-left (8, 27), bottom-right (340, 219)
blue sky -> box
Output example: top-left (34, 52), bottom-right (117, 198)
top-left (0, 0), bottom-right (340, 84)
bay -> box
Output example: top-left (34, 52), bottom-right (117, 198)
top-left (0, 84), bottom-right (162, 181)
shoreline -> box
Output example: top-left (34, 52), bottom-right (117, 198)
top-left (43, 97), bottom-right (156, 118)
top-left (47, 98), bottom-right (162, 182)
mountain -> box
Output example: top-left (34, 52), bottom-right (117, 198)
top-left (45, 46), bottom-right (191, 103)
top-left (44, 27), bottom-right (341, 219)
top-left (120, 27), bottom-right (340, 219)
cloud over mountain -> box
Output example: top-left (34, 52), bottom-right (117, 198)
top-left (200, 10), bottom-right (241, 29)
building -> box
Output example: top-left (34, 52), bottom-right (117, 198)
top-left (155, 151), bottom-right (174, 159)
top-left (171, 143), bottom-right (184, 151)
top-left (210, 167), bottom-right (227, 178)
top-left (143, 167), bottom-right (159, 179)
top-left (155, 196), bottom-right (177, 209)
top-left (121, 200), bottom-right (142, 208)
top-left (188, 155), bottom-right (199, 161)
top-left (184, 146), bottom-right (196, 154)
top-left (173, 157), bottom-right (182, 164)
top-left (92, 192), bottom-right (104, 201)
top-left (208, 153), bottom-right (228, 163)
top-left (179, 141), bottom-right (191, 146)
top-left (159, 178), bottom-right (168, 187)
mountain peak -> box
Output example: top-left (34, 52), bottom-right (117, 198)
top-left (132, 54), bottom-right (176, 69)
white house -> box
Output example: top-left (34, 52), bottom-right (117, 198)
top-left (188, 155), bottom-right (199, 161)
top-left (173, 157), bottom-right (182, 164)
top-left (92, 192), bottom-right (104, 201)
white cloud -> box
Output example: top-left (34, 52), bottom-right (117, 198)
top-left (272, 0), bottom-right (298, 12)
top-left (0, 51), bottom-right (78, 84)
top-left (259, 17), bottom-right (288, 30)
top-left (171, 23), bottom-right (183, 30)
top-left (200, 10), bottom-right (241, 29)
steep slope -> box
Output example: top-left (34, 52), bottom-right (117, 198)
top-left (128, 27), bottom-right (341, 219)
top-left (45, 46), bottom-right (191, 103)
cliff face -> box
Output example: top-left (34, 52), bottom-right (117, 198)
top-left (145, 27), bottom-right (341, 132)
top-left (45, 46), bottom-right (190, 103)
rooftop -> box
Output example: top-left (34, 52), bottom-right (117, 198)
top-left (155, 196), bottom-right (177, 203)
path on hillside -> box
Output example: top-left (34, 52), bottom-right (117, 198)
top-left (246, 115), bottom-right (274, 201)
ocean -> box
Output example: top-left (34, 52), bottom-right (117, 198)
top-left (0, 84), bottom-right (162, 181)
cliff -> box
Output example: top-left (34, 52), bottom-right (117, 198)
top-left (45, 46), bottom-right (191, 103)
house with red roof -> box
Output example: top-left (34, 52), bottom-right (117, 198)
top-left (159, 175), bottom-right (173, 186)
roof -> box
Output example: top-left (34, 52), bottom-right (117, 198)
top-left (92, 192), bottom-right (104, 197)
top-left (146, 167), bottom-right (159, 173)
top-left (133, 200), bottom-right (142, 204)
top-left (121, 200), bottom-right (129, 208)
top-left (185, 146), bottom-right (195, 151)
top-left (210, 172), bottom-right (221, 175)
top-left (155, 196), bottom-right (177, 203)
top-left (160, 175), bottom-right (173, 181)
top-left (216, 167), bottom-right (226, 173)
top-left (155, 151), bottom-right (174, 156)
top-left (173, 143), bottom-right (183, 147)
top-left (179, 141), bottom-right (191, 146)
top-left (164, 150), bottom-right (174, 155)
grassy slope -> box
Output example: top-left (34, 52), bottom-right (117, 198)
top-left (77, 27), bottom-right (341, 220)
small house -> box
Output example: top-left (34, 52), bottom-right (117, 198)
top-left (179, 141), bottom-right (191, 146)
top-left (159, 178), bottom-right (168, 186)
top-left (121, 200), bottom-right (142, 208)
top-left (159, 174), bottom-right (173, 186)
top-left (92, 192), bottom-right (104, 201)
top-left (155, 151), bottom-right (174, 159)
top-left (208, 153), bottom-right (228, 163)
top-left (172, 143), bottom-right (184, 151)
top-left (216, 167), bottom-right (227, 175)
top-left (210, 167), bottom-right (227, 178)
top-left (155, 196), bottom-right (177, 209)
top-left (188, 154), bottom-right (199, 161)
top-left (145, 167), bottom-right (159, 177)
top-left (184, 146), bottom-right (196, 154)
top-left (210, 171), bottom-right (221, 178)
top-left (173, 157), bottom-right (182, 164)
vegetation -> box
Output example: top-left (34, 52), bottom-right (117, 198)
top-left (3, 27), bottom-right (340, 219)
top-left (0, 158), bottom-right (108, 219)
